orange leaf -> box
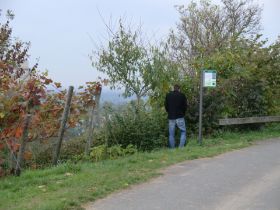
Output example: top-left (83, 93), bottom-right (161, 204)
top-left (15, 127), bottom-right (23, 138)
top-left (0, 61), bottom-right (7, 70)
top-left (13, 143), bottom-right (20, 152)
top-left (24, 151), bottom-right (32, 160)
top-left (0, 143), bottom-right (4, 150)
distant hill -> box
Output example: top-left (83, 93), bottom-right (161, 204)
top-left (100, 89), bottom-right (134, 104)
top-left (47, 86), bottom-right (136, 105)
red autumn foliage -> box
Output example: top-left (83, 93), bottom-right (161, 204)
top-left (0, 11), bottom-right (103, 176)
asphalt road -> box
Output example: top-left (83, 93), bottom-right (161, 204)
top-left (85, 138), bottom-right (280, 210)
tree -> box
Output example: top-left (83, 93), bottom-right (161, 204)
top-left (187, 35), bottom-right (280, 131)
top-left (0, 10), bottom-right (102, 175)
top-left (168, 0), bottom-right (262, 76)
top-left (146, 45), bottom-right (182, 106)
top-left (92, 20), bottom-right (154, 105)
top-left (92, 19), bottom-right (183, 106)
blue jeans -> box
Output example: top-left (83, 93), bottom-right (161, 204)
top-left (168, 118), bottom-right (186, 148)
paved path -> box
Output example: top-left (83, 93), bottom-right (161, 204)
top-left (85, 138), bottom-right (280, 210)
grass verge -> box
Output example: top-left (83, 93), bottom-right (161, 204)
top-left (1, 124), bottom-right (280, 210)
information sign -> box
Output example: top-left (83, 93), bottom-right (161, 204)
top-left (203, 70), bottom-right (216, 87)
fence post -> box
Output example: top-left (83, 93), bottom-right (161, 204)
top-left (15, 114), bottom-right (32, 176)
top-left (85, 89), bottom-right (101, 155)
top-left (52, 86), bottom-right (74, 165)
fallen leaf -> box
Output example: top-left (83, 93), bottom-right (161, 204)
top-left (38, 185), bottom-right (46, 188)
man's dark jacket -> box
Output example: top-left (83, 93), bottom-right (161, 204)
top-left (164, 90), bottom-right (187, 120)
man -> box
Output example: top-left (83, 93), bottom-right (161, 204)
top-left (164, 84), bottom-right (187, 148)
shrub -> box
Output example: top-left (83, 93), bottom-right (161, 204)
top-left (98, 102), bottom-right (168, 151)
top-left (89, 144), bottom-right (137, 162)
top-left (27, 136), bottom-right (87, 168)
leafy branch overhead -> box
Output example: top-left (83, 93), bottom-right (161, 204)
top-left (92, 20), bottom-right (150, 101)
top-left (92, 20), bottom-right (181, 104)
top-left (168, 0), bottom-right (262, 76)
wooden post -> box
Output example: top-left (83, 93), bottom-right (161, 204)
top-left (85, 89), bottom-right (101, 155)
top-left (15, 114), bottom-right (32, 176)
top-left (9, 150), bottom-right (16, 174)
top-left (85, 105), bottom-right (95, 156)
top-left (93, 91), bottom-right (101, 128)
top-left (52, 86), bottom-right (74, 165)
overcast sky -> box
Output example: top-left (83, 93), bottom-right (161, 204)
top-left (1, 0), bottom-right (279, 88)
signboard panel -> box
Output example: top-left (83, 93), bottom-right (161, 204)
top-left (203, 70), bottom-right (216, 87)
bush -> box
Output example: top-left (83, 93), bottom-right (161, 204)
top-left (97, 102), bottom-right (168, 151)
top-left (89, 144), bottom-right (138, 162)
top-left (27, 136), bottom-right (87, 168)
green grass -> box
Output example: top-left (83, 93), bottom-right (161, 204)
top-left (1, 124), bottom-right (280, 210)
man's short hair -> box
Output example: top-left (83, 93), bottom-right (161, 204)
top-left (174, 84), bottom-right (180, 91)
